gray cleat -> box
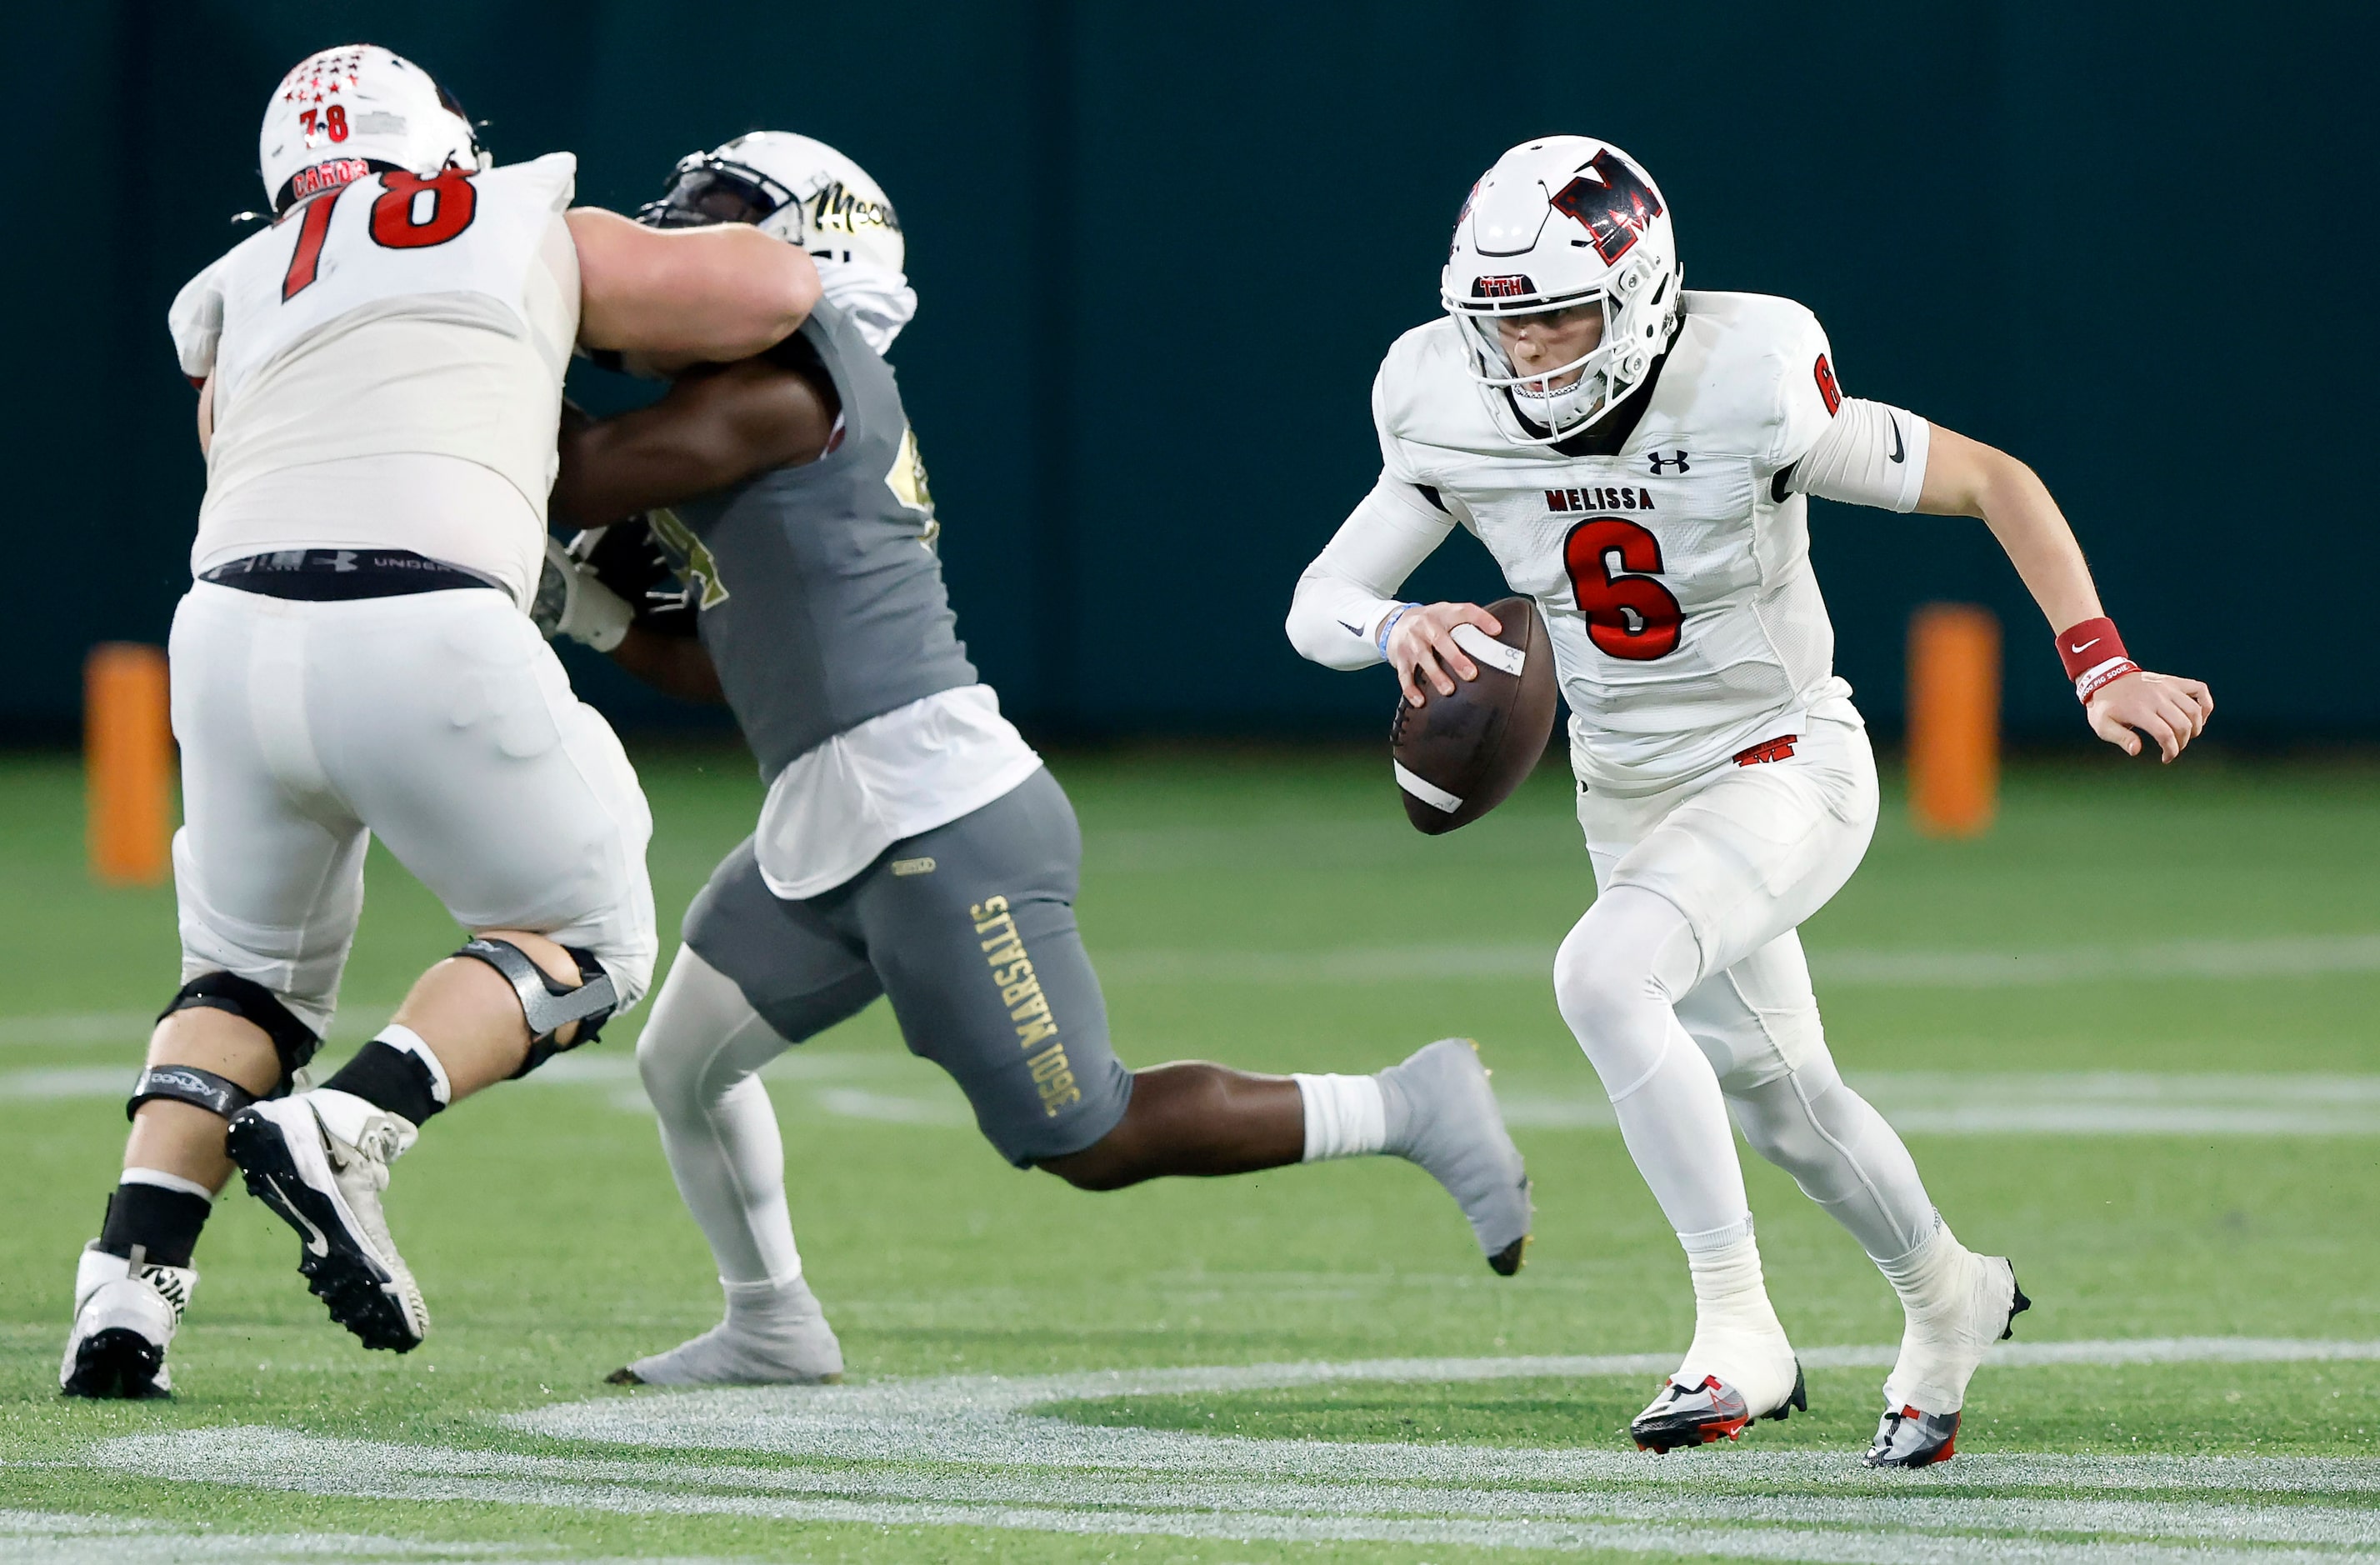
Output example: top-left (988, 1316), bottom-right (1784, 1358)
top-left (608, 1274), bottom-right (845, 1386)
top-left (1379, 1038), bottom-right (1532, 1274)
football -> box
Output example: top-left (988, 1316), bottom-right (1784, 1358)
top-left (1388, 595), bottom-right (1558, 834)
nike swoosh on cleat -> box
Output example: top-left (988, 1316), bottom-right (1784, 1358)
top-left (264, 1175), bottom-right (331, 1258)
top-left (2068, 637), bottom-right (2100, 654)
top-left (1887, 417), bottom-right (1905, 463)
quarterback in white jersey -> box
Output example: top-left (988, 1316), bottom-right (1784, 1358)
top-left (62, 44), bottom-right (822, 1401)
top-left (1289, 136), bottom-right (2212, 1467)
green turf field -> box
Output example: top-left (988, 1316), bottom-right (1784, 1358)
top-left (3, 743), bottom-right (2378, 1562)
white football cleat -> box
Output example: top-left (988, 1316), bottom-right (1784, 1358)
top-left (608, 1274), bottom-right (845, 1387)
top-left (1378, 1038), bottom-right (1532, 1274)
top-left (227, 1090), bottom-right (429, 1352)
top-left (1864, 1248), bottom-right (2030, 1469)
top-left (1631, 1306), bottom-right (1806, 1454)
top-left (59, 1242), bottom-right (197, 1399)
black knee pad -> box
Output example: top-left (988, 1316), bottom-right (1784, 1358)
top-left (125, 1062), bottom-right (258, 1122)
top-left (453, 938), bottom-right (618, 1078)
top-left (136, 972), bottom-right (324, 1121)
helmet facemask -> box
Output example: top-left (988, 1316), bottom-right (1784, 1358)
top-left (637, 155), bottom-right (797, 233)
top-left (1448, 258), bottom-right (1677, 442)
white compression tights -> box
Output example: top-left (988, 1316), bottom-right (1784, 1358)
top-left (635, 946), bottom-right (803, 1287)
top-left (1554, 887), bottom-right (1936, 1262)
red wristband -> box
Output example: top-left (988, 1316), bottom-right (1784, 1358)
top-left (2056, 617), bottom-right (2135, 702)
top-left (2056, 618), bottom-right (2125, 679)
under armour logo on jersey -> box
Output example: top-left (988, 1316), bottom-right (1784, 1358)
top-left (1646, 451), bottom-right (1690, 475)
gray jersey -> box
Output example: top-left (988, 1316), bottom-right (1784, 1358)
top-left (653, 298), bottom-right (976, 778)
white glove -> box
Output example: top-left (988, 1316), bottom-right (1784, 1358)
top-left (530, 533), bottom-right (633, 652)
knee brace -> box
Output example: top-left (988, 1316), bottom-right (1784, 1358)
top-left (455, 938), bottom-right (618, 1078)
top-left (129, 972), bottom-right (324, 1120)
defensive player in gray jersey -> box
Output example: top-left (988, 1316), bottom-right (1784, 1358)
top-left (535, 133), bottom-right (1532, 1386)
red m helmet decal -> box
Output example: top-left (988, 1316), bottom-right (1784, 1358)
top-left (1549, 150), bottom-right (1664, 264)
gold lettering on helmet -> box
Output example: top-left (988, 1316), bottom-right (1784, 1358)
top-left (646, 507), bottom-right (730, 609)
top-left (808, 181), bottom-right (900, 237)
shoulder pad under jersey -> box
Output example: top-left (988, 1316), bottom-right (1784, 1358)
top-left (1656, 291), bottom-right (1837, 468)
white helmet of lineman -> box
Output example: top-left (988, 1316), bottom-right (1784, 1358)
top-left (258, 44), bottom-right (487, 215)
top-left (1442, 136), bottom-right (1682, 443)
top-left (639, 131), bottom-right (916, 352)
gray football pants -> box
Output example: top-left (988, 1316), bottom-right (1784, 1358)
top-left (672, 767), bottom-right (1132, 1167)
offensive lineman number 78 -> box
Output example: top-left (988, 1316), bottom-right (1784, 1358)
top-left (281, 168), bottom-right (480, 302)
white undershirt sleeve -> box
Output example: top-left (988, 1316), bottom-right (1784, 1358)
top-left (1286, 473), bottom-right (1458, 669)
top-left (1785, 397), bottom-right (1931, 512)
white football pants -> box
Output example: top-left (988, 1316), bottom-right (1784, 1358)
top-left (168, 582), bottom-right (658, 1035)
top-left (1553, 708), bottom-right (1937, 1263)
top-left (635, 944), bottom-right (805, 1286)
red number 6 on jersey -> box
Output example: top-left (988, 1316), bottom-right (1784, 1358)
top-left (1562, 516), bottom-right (1683, 660)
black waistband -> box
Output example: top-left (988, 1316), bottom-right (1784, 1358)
top-left (199, 549), bottom-right (503, 601)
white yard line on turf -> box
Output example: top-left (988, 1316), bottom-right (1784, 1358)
top-left (1496, 1072), bottom-right (2380, 1136)
top-left (90, 1342), bottom-right (2380, 1563)
top-left (8, 931), bottom-right (2376, 1053)
top-left (0, 1508), bottom-right (735, 1565)
top-left (1091, 932), bottom-right (2380, 988)
top-left (14, 1065), bottom-right (2373, 1137)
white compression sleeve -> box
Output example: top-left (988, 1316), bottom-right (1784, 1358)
top-left (1788, 398), bottom-right (1931, 512)
top-left (1552, 887), bottom-right (1752, 1242)
top-left (636, 946), bottom-right (804, 1287)
top-left (1285, 473), bottom-right (1458, 669)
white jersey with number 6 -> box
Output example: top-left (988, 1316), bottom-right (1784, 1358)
top-left (168, 152), bottom-right (581, 602)
top-left (1372, 290), bottom-right (1887, 796)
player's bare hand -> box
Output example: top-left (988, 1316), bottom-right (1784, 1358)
top-left (1388, 602), bottom-right (1502, 707)
top-left (2087, 670), bottom-right (2212, 762)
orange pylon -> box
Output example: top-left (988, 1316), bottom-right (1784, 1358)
top-left (86, 642), bottom-right (173, 885)
top-left (1908, 604), bottom-right (1999, 838)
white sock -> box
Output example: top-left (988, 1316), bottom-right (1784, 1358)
top-left (1293, 1073), bottom-right (1386, 1161)
top-left (119, 1167), bottom-right (214, 1202)
top-left (1681, 1222), bottom-right (1783, 1332)
top-left (1876, 1214), bottom-right (1963, 1312)
top-left (1673, 1222), bottom-right (1795, 1407)
top-left (724, 1275), bottom-right (812, 1339)
top-left (374, 1024), bottom-right (452, 1108)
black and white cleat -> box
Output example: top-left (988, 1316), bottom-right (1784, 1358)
top-left (59, 1243), bottom-right (195, 1399)
top-left (227, 1091), bottom-right (428, 1353)
top-left (1379, 1038), bottom-right (1532, 1275)
top-left (1630, 1364), bottom-right (1807, 1453)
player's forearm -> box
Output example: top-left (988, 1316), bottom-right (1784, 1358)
top-left (1285, 477), bottom-right (1457, 669)
top-left (1917, 426), bottom-right (2102, 631)
top-left (1288, 571), bottom-right (1402, 669)
top-left (570, 208), bottom-right (819, 364)
top-left (552, 419), bottom-right (741, 526)
top-left (607, 627), bottom-right (725, 704)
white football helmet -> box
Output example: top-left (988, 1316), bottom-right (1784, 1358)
top-left (1442, 137), bottom-right (1681, 443)
top-left (258, 45), bottom-right (487, 215)
top-left (639, 132), bottom-right (904, 272)
top-left (638, 131), bottom-right (913, 350)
